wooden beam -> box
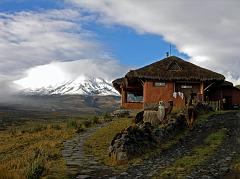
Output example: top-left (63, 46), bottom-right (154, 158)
top-left (121, 88), bottom-right (127, 106)
top-left (200, 82), bottom-right (204, 94)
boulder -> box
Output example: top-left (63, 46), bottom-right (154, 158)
top-left (111, 109), bottom-right (130, 118)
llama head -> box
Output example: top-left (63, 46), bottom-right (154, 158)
top-left (159, 101), bottom-right (164, 106)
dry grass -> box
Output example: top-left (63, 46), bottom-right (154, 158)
top-left (84, 117), bottom-right (189, 170)
top-left (84, 118), bottom-right (133, 166)
top-left (234, 160), bottom-right (240, 171)
top-left (0, 110), bottom-right (116, 178)
top-left (0, 122), bottom-right (76, 179)
top-left (233, 154), bottom-right (240, 172)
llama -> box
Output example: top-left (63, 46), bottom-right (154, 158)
top-left (157, 101), bottom-right (165, 124)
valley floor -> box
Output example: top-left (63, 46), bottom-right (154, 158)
top-left (64, 111), bottom-right (240, 179)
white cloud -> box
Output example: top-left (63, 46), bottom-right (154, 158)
top-left (0, 9), bottom-right (103, 79)
top-left (0, 8), bottom-right (128, 96)
top-left (15, 59), bottom-right (128, 89)
top-left (70, 0), bottom-right (240, 85)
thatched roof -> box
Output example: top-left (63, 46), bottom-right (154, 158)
top-left (216, 81), bottom-right (233, 87)
top-left (126, 56), bottom-right (225, 81)
top-left (207, 81), bottom-right (240, 93)
top-left (112, 56), bottom-right (225, 93)
top-left (112, 78), bottom-right (123, 93)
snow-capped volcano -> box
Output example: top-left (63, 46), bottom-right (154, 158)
top-left (22, 76), bottom-right (119, 96)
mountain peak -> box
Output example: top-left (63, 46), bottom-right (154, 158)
top-left (22, 76), bottom-right (119, 96)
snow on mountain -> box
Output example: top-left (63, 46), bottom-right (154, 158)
top-left (22, 76), bottom-right (119, 96)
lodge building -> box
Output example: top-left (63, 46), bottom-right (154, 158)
top-left (113, 56), bottom-right (240, 110)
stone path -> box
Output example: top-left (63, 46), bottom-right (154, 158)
top-left (187, 112), bottom-right (240, 179)
top-left (62, 123), bottom-right (117, 178)
top-left (63, 112), bottom-right (240, 179)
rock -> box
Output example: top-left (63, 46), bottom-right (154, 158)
top-left (117, 151), bottom-right (128, 161)
top-left (80, 169), bottom-right (95, 174)
top-left (112, 109), bottom-right (130, 118)
top-left (76, 175), bottom-right (91, 179)
top-left (120, 172), bottom-right (128, 176)
top-left (108, 114), bottom-right (187, 163)
top-left (220, 166), bottom-right (230, 173)
top-left (134, 111), bottom-right (144, 124)
top-left (109, 177), bottom-right (117, 179)
top-left (225, 157), bottom-right (232, 161)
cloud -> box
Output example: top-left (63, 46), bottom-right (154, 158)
top-left (70, 0), bottom-right (240, 85)
top-left (0, 9), bottom-right (103, 79)
top-left (0, 77), bottom-right (21, 103)
top-left (15, 59), bottom-right (128, 89)
top-left (0, 8), bottom-right (128, 97)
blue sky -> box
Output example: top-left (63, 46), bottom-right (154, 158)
top-left (0, 0), bottom-right (64, 12)
top-left (84, 22), bottom-right (189, 66)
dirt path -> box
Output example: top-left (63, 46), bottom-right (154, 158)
top-left (63, 111), bottom-right (240, 179)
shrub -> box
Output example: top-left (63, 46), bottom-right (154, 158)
top-left (50, 124), bottom-right (61, 130)
top-left (29, 125), bottom-right (47, 133)
top-left (82, 120), bottom-right (92, 128)
top-left (26, 159), bottom-right (45, 179)
top-left (92, 116), bottom-right (101, 124)
top-left (33, 147), bottom-right (45, 159)
top-left (67, 120), bottom-right (78, 129)
top-left (171, 107), bottom-right (183, 114)
top-left (103, 112), bottom-right (111, 119)
top-left (9, 128), bottom-right (17, 135)
top-left (76, 126), bottom-right (85, 133)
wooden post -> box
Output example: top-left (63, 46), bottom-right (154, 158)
top-left (121, 88), bottom-right (127, 107)
top-left (199, 81), bottom-right (204, 101)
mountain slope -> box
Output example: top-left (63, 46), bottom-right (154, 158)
top-left (23, 76), bottom-right (119, 96)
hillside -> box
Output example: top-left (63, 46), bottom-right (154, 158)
top-left (0, 95), bottom-right (120, 116)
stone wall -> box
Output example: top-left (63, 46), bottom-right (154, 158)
top-left (108, 114), bottom-right (186, 163)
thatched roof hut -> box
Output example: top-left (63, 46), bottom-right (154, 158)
top-left (112, 56), bottom-right (227, 110)
top-left (125, 56), bottom-right (225, 81)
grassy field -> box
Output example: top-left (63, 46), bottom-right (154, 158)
top-left (0, 122), bottom-right (75, 179)
top-left (0, 111), bottom-right (109, 179)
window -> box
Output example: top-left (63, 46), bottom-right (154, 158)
top-left (154, 82), bottom-right (166, 87)
top-left (181, 85), bottom-right (192, 89)
top-left (127, 92), bottom-right (143, 102)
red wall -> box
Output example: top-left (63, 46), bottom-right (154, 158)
top-left (208, 87), bottom-right (240, 105)
top-left (122, 102), bottom-right (143, 109)
top-left (144, 81), bottom-right (185, 107)
top-left (144, 82), bottom-right (174, 103)
top-left (232, 88), bottom-right (240, 104)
